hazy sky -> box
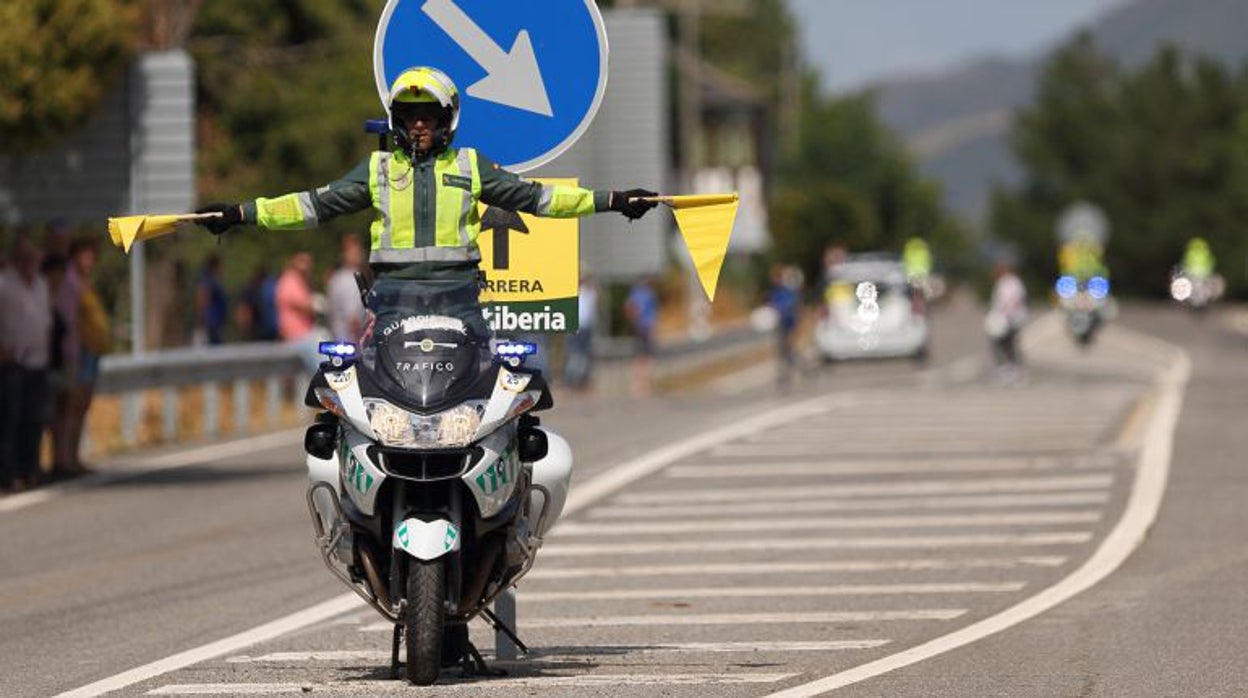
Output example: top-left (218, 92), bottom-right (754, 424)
top-left (788, 0), bottom-right (1129, 92)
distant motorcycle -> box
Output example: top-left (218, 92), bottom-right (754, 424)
top-left (1169, 268), bottom-right (1224, 313)
top-left (302, 278), bottom-right (570, 685)
top-left (1056, 275), bottom-right (1110, 347)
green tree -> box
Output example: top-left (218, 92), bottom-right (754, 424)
top-left (993, 35), bottom-right (1248, 296)
top-left (0, 0), bottom-right (140, 152)
top-left (771, 90), bottom-right (965, 286)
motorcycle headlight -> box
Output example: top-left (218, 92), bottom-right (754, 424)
top-left (365, 400), bottom-right (483, 448)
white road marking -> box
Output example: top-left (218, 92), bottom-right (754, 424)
top-left (519, 582), bottom-right (1026, 602)
top-left (560, 393), bottom-right (857, 517)
top-left (227, 650), bottom-right (386, 663)
top-left (711, 441), bottom-right (1094, 458)
top-left (590, 491), bottom-right (1111, 519)
top-left (54, 593), bottom-right (363, 698)
top-left (553, 511), bottom-right (1101, 537)
top-left (528, 556), bottom-right (1067, 581)
top-left (765, 330), bottom-right (1190, 697)
top-left (55, 396), bottom-right (855, 696)
top-left (228, 641), bottom-right (890, 664)
top-left (615, 474), bottom-right (1115, 504)
top-left (540, 531), bottom-right (1093, 557)
top-left (533, 641), bottom-right (890, 654)
top-left (361, 609), bottom-right (966, 632)
top-left (665, 458), bottom-right (1109, 478)
top-left (149, 673), bottom-right (801, 694)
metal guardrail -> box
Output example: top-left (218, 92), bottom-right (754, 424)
top-left (96, 342), bottom-right (310, 448)
top-left (93, 327), bottom-right (770, 449)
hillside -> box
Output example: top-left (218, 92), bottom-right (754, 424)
top-left (871, 0), bottom-right (1248, 223)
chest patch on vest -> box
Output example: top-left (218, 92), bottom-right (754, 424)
top-left (442, 173), bottom-right (473, 191)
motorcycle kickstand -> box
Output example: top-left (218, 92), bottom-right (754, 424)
top-left (390, 624), bottom-right (403, 679)
top-left (480, 607), bottom-right (529, 655)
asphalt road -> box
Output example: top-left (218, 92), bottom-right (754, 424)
top-left (0, 298), bottom-right (1229, 697)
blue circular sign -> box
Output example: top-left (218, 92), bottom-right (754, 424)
top-left (374, 0), bottom-right (608, 172)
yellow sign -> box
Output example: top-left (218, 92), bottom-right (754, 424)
top-left (477, 177), bottom-right (579, 333)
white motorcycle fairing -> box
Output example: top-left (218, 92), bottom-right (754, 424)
top-left (341, 428), bottom-right (387, 516)
top-left (393, 517), bottom-right (461, 561)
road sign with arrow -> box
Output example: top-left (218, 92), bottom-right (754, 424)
top-left (480, 206), bottom-right (529, 270)
top-left (477, 178), bottom-right (581, 333)
top-left (374, 0), bottom-right (608, 171)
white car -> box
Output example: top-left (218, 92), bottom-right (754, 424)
top-left (814, 255), bottom-right (930, 363)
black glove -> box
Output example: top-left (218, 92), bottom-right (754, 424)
top-left (195, 203), bottom-right (243, 235)
top-left (610, 189), bottom-right (659, 221)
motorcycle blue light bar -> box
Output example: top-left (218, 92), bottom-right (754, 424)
top-left (494, 341), bottom-right (538, 357)
top-left (1087, 276), bottom-right (1110, 299)
top-left (1055, 275), bottom-right (1078, 299)
top-left (318, 341), bottom-right (359, 358)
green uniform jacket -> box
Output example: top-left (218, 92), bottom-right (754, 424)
top-left (241, 147), bottom-right (610, 273)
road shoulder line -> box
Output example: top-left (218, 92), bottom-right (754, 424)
top-left (764, 326), bottom-right (1192, 697)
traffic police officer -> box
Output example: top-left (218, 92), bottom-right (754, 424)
top-left (196, 66), bottom-right (656, 331)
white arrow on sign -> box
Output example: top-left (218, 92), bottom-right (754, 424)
top-left (421, 0), bottom-right (554, 117)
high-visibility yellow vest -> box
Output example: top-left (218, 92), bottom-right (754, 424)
top-left (369, 147), bottom-right (482, 264)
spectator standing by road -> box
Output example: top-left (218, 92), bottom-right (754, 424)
top-left (276, 251), bottom-right (322, 370)
top-left (238, 265), bottom-right (278, 341)
top-left (194, 255), bottom-right (228, 345)
top-left (277, 252), bottom-right (316, 342)
top-left (55, 239), bottom-right (107, 476)
top-left (986, 259), bottom-right (1028, 386)
top-left (563, 271), bottom-right (598, 393)
top-left (0, 236), bottom-right (52, 491)
top-left (326, 234), bottom-right (367, 342)
top-left (624, 277), bottom-right (658, 397)
top-left (768, 264), bottom-right (803, 388)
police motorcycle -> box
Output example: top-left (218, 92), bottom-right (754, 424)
top-left (1055, 274), bottom-right (1111, 347)
top-left (302, 277), bottom-right (570, 685)
top-left (1169, 267), bottom-right (1224, 313)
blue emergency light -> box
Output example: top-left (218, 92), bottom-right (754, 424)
top-left (494, 341), bottom-right (538, 358)
top-left (318, 341), bottom-right (359, 367)
top-left (1055, 275), bottom-right (1078, 300)
top-left (1087, 276), bottom-right (1110, 300)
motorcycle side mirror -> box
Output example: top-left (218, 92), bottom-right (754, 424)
top-left (518, 417), bottom-right (548, 462)
top-left (305, 414), bottom-right (338, 460)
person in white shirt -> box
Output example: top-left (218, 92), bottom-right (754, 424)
top-left (325, 233), bottom-right (367, 342)
top-left (985, 259), bottom-right (1028, 385)
top-left (0, 236), bottom-right (52, 491)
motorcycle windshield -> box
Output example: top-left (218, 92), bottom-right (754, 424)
top-left (362, 278), bottom-right (492, 409)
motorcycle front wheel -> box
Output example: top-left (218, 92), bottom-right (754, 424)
top-left (405, 558), bottom-right (445, 685)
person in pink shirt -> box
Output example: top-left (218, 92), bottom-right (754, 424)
top-left (276, 251), bottom-right (316, 341)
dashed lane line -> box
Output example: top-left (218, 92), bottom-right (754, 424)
top-left (665, 459), bottom-right (1112, 478)
top-left (614, 474), bottom-right (1115, 504)
top-left (552, 511), bottom-right (1101, 537)
top-left (538, 531), bottom-right (1093, 558)
top-left (589, 492), bottom-right (1111, 519)
top-left (227, 641), bottom-right (891, 664)
top-left (528, 556), bottom-right (1068, 581)
top-left (148, 673), bottom-right (802, 694)
top-left (360, 609), bottom-right (967, 632)
top-left (517, 582), bottom-right (1026, 602)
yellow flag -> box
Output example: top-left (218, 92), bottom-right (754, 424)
top-left (107, 215), bottom-right (187, 253)
top-left (672, 195), bottom-right (738, 302)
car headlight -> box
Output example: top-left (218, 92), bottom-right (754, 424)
top-left (365, 400), bottom-right (483, 448)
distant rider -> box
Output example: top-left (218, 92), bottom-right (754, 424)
top-left (1182, 238), bottom-right (1215, 280)
top-left (195, 66), bottom-right (657, 335)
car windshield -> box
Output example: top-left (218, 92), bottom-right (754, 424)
top-left (361, 278), bottom-right (492, 409)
